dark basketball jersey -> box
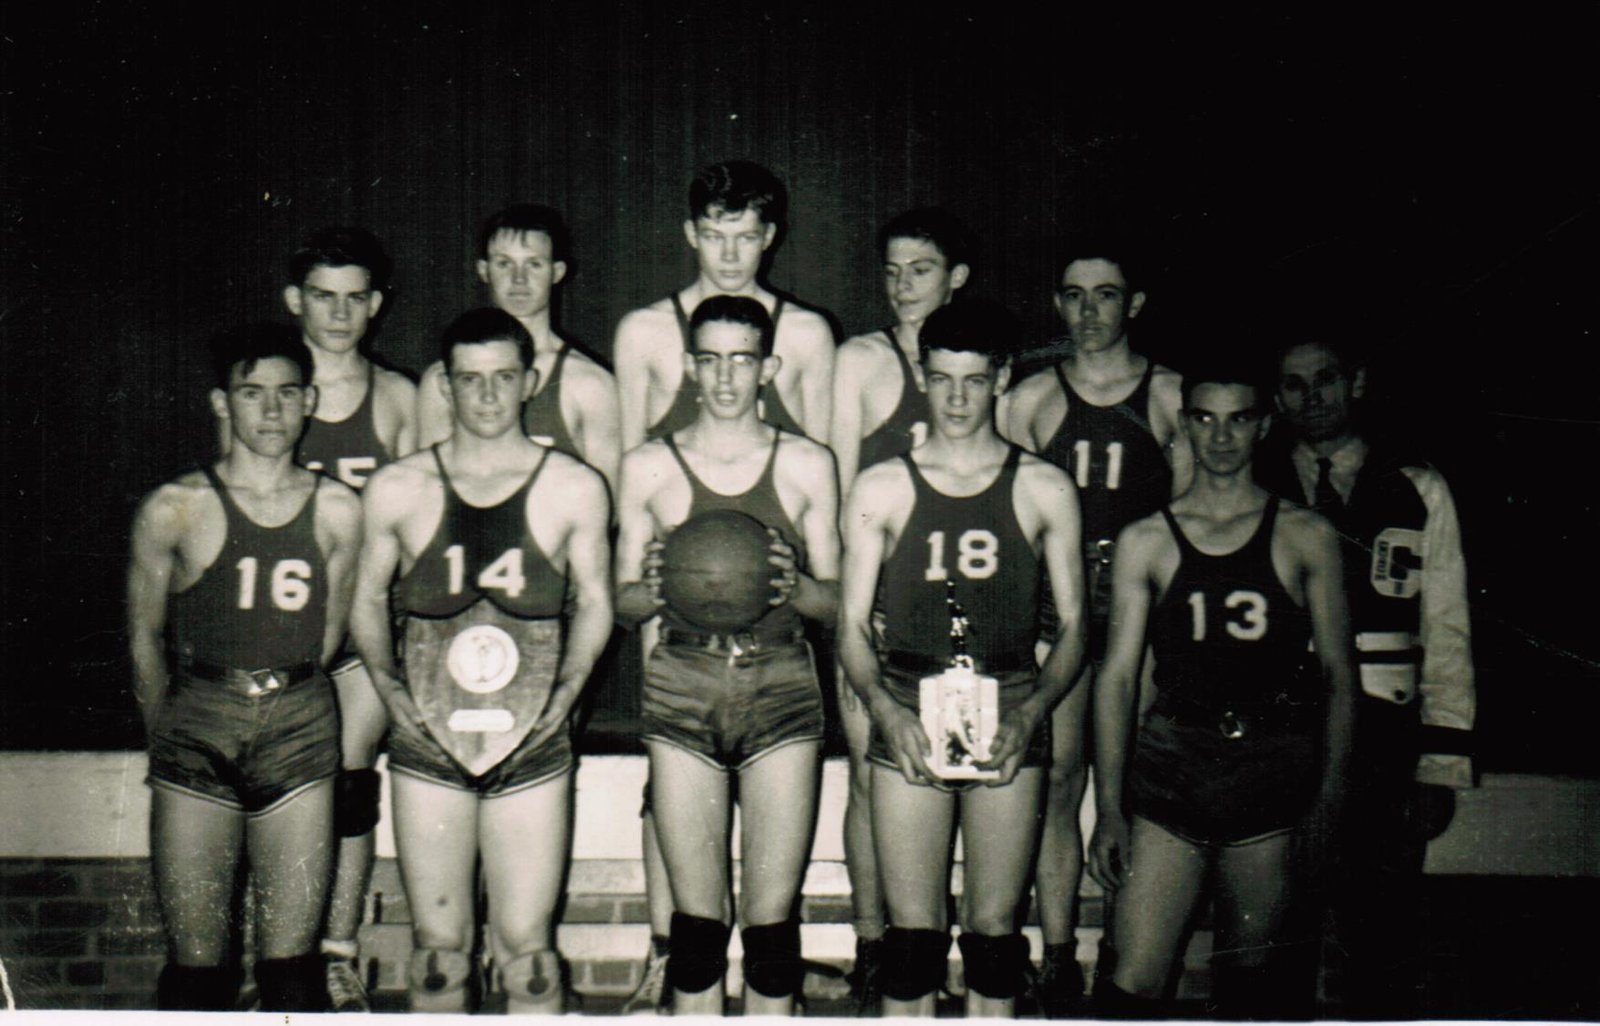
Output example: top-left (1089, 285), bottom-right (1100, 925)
top-left (858, 328), bottom-right (929, 470)
top-left (399, 447), bottom-right (566, 619)
top-left (1149, 497), bottom-right (1313, 713)
top-left (878, 446), bottom-right (1039, 668)
top-left (646, 294), bottom-right (804, 439)
top-left (521, 344), bottom-right (581, 458)
top-left (296, 362), bottom-right (390, 491)
top-left (1039, 361), bottom-right (1172, 544)
top-left (659, 432), bottom-right (805, 633)
top-left (168, 467), bottom-right (327, 668)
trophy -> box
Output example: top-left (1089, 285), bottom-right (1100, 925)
top-left (918, 580), bottom-right (1001, 781)
top-left (402, 600), bottom-right (561, 777)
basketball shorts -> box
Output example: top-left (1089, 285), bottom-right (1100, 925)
top-left (642, 638), bottom-right (823, 770)
top-left (146, 669), bottom-right (339, 814)
top-left (866, 661), bottom-right (1051, 780)
top-left (1127, 703), bottom-right (1318, 846)
top-left (387, 714), bottom-right (574, 798)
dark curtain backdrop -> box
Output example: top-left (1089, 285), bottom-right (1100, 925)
top-left (3, 6), bottom-right (1597, 766)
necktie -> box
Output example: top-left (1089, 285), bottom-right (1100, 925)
top-left (1314, 456), bottom-right (1343, 513)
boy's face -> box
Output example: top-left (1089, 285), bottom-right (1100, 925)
top-left (884, 236), bottom-right (969, 327)
top-left (284, 264), bottom-right (382, 356)
top-left (1055, 258), bottom-right (1144, 354)
top-left (212, 356), bottom-right (314, 458)
top-left (684, 207), bottom-right (775, 293)
top-left (477, 229), bottom-right (567, 321)
top-left (1183, 382), bottom-right (1269, 476)
top-left (922, 348), bottom-right (1007, 441)
top-left (442, 339), bottom-right (536, 440)
top-left (688, 319), bottom-right (776, 420)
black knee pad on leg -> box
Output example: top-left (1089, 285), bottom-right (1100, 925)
top-left (881, 926), bottom-right (951, 1002)
top-left (957, 931), bottom-right (1030, 1000)
top-left (741, 918), bottom-right (803, 998)
top-left (157, 963), bottom-right (241, 1011)
top-left (667, 912), bottom-right (731, 995)
top-left (334, 768), bottom-right (381, 837)
top-left (256, 953), bottom-right (331, 1012)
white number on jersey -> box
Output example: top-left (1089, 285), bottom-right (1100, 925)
top-left (235, 557), bottom-right (313, 612)
top-left (444, 544), bottom-right (528, 599)
top-left (924, 529), bottom-right (1000, 581)
top-left (1072, 440), bottom-right (1125, 491)
top-left (1187, 589), bottom-right (1269, 641)
top-left (528, 434), bottom-right (556, 447)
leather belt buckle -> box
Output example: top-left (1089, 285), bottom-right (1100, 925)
top-left (247, 668), bottom-right (283, 696)
top-left (1218, 710), bottom-right (1246, 740)
top-left (1093, 538), bottom-right (1116, 566)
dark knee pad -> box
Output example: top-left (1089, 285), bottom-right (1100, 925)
top-left (1092, 975), bottom-right (1168, 1019)
top-left (881, 926), bottom-right (951, 1002)
top-left (407, 947), bottom-right (473, 1013)
top-left (957, 931), bottom-right (1030, 1000)
top-left (667, 912), bottom-right (731, 995)
top-left (741, 918), bottom-right (803, 998)
top-left (256, 952), bottom-right (330, 1012)
top-left (156, 963), bottom-right (241, 1011)
top-left (334, 767), bottom-right (382, 837)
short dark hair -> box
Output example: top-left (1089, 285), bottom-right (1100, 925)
top-left (288, 227), bottom-right (391, 290)
top-left (689, 160), bottom-right (786, 227)
top-left (440, 308), bottom-right (535, 371)
top-left (478, 204), bottom-right (571, 263)
top-left (917, 298), bottom-right (1021, 367)
top-left (1180, 356), bottom-right (1268, 411)
top-left (210, 322), bottom-right (312, 390)
top-left (878, 208), bottom-right (976, 272)
top-left (688, 295), bottom-right (775, 357)
top-left (1055, 238), bottom-right (1142, 295)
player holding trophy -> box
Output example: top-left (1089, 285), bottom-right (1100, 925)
top-left (351, 309), bottom-right (612, 1013)
top-left (838, 299), bottom-right (1086, 1018)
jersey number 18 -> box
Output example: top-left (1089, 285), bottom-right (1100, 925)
top-left (924, 529), bottom-right (999, 581)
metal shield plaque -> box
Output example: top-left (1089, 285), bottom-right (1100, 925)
top-left (403, 600), bottom-right (562, 777)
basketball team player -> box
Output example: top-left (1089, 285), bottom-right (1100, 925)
top-left (1087, 360), bottom-right (1355, 1018)
top-left (838, 299), bottom-right (1087, 1018)
top-left (614, 160), bottom-right (834, 446)
top-left (998, 244), bottom-right (1188, 1014)
top-left (350, 310), bottom-right (613, 1013)
top-left (615, 295), bottom-right (840, 1016)
top-left (272, 226), bottom-right (417, 1011)
top-left (129, 324), bottom-right (363, 1011)
top-left (417, 204), bottom-right (621, 490)
top-left (612, 160), bottom-right (835, 1009)
top-left (1260, 338), bottom-right (1474, 1017)
top-left (826, 207), bottom-right (974, 1012)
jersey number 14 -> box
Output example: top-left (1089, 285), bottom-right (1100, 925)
top-left (444, 545), bottom-right (526, 598)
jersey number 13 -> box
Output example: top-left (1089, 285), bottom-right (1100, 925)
top-left (1187, 589), bottom-right (1268, 641)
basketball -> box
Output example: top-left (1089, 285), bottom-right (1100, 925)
top-left (660, 510), bottom-right (776, 632)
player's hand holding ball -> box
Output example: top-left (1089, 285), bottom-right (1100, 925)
top-left (766, 527), bottom-right (800, 607)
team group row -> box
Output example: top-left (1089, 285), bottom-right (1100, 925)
top-left (127, 159), bottom-right (1473, 1018)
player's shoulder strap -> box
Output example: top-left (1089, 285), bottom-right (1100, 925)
top-left (670, 293), bottom-right (693, 351)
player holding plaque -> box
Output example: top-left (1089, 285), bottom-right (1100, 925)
top-left (838, 299), bottom-right (1086, 1018)
top-left (351, 309), bottom-right (612, 1013)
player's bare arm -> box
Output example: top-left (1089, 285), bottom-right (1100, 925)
top-left (348, 459), bottom-right (435, 733)
top-left (527, 454), bottom-right (614, 748)
top-left (313, 478), bottom-right (365, 665)
top-left (997, 368), bottom-right (1058, 453)
top-left (1285, 505), bottom-right (1357, 828)
top-left (828, 333), bottom-right (893, 499)
top-left (374, 366), bottom-right (420, 458)
top-left (1086, 514), bottom-right (1166, 891)
top-left (774, 307), bottom-right (835, 442)
top-left (126, 480), bottom-right (204, 736)
top-left (837, 460), bottom-right (932, 783)
top-left (614, 440), bottom-right (673, 624)
top-left (414, 360), bottom-right (452, 450)
top-left (987, 456), bottom-right (1087, 782)
top-left (1149, 366), bottom-right (1194, 496)
top-left (772, 434), bottom-right (840, 619)
top-left (613, 306), bottom-right (678, 450)
top-left (560, 353), bottom-right (623, 493)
